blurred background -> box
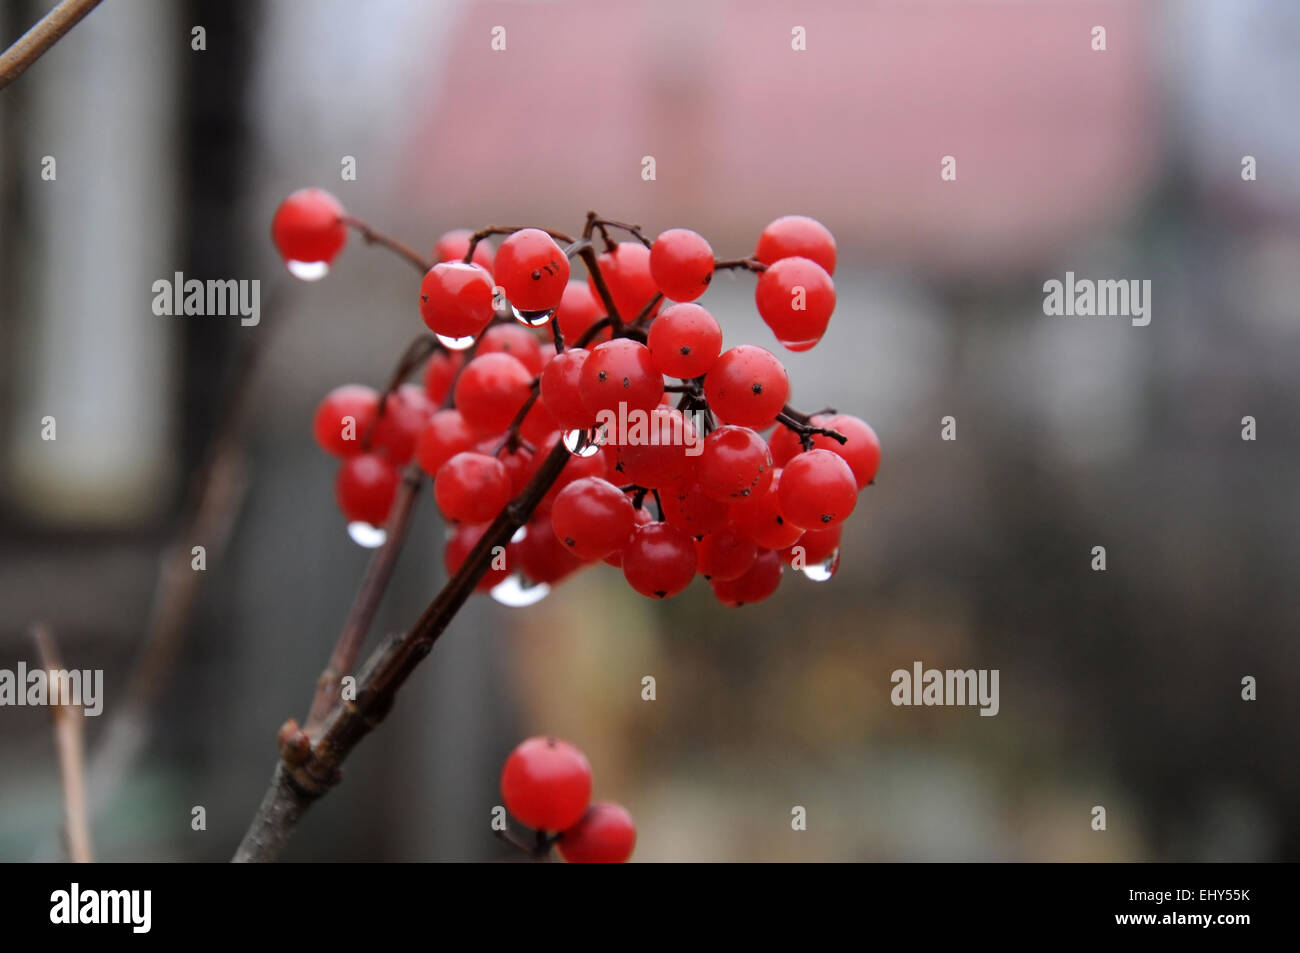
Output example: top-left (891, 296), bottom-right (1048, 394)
top-left (1, 0), bottom-right (1298, 861)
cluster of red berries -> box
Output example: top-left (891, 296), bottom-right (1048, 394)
top-left (276, 189), bottom-right (880, 606)
top-left (500, 736), bottom-right (635, 863)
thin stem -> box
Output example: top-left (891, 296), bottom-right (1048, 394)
top-left (31, 624), bottom-right (93, 863)
top-left (590, 217), bottom-right (652, 249)
top-left (776, 406), bottom-right (847, 451)
top-left (0, 0), bottom-right (104, 91)
top-left (342, 216), bottom-right (430, 275)
top-left (630, 292), bottom-right (663, 328)
top-left (462, 225), bottom-right (576, 265)
top-left (714, 256), bottom-right (767, 273)
top-left (578, 246), bottom-right (623, 330)
top-left (361, 335), bottom-right (440, 450)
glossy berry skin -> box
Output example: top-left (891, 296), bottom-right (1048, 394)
top-left (579, 339), bottom-right (664, 416)
top-left (454, 352), bottom-right (535, 433)
top-left (730, 470), bottom-right (806, 549)
top-left (415, 409), bottom-right (479, 477)
top-left (589, 242), bottom-right (660, 321)
top-left (778, 449), bottom-right (858, 526)
top-left (513, 514), bottom-right (586, 584)
top-left (611, 406), bottom-right (698, 489)
top-left (558, 802), bottom-right (637, 863)
top-left (766, 419), bottom-right (805, 468)
top-left (478, 323), bottom-right (545, 375)
top-left (695, 527), bottom-right (758, 581)
top-left (658, 480), bottom-right (731, 535)
top-left (271, 188), bottom-right (347, 267)
top-left (500, 737), bottom-right (592, 832)
top-left (422, 350), bottom-right (464, 405)
top-left (434, 452), bottom-right (512, 524)
top-left (370, 385), bottom-right (434, 466)
top-left (445, 523), bottom-right (510, 592)
top-left (419, 262), bottom-right (496, 339)
top-left (540, 349), bottom-right (596, 430)
top-left (335, 453), bottom-right (399, 526)
top-left (710, 548), bottom-right (783, 607)
top-left (703, 345), bottom-right (789, 429)
top-left (550, 477), bottom-right (636, 560)
top-left (754, 256), bottom-right (836, 351)
top-left (495, 228), bottom-right (570, 313)
top-left (649, 228), bottom-right (714, 302)
top-left (604, 506), bottom-right (653, 568)
top-left (811, 414), bottom-right (880, 489)
top-left (647, 303), bottom-right (723, 379)
top-left (698, 426), bottom-right (773, 503)
top-left (622, 522), bottom-right (697, 599)
top-left (554, 281), bottom-right (608, 347)
top-left (782, 523), bottom-right (842, 568)
top-left (313, 385), bottom-right (378, 457)
top-left (432, 228), bottom-right (494, 273)
top-left (755, 215), bottom-right (837, 275)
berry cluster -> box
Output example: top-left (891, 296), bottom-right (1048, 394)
top-left (499, 736), bottom-right (635, 863)
top-left (276, 189), bottom-right (880, 607)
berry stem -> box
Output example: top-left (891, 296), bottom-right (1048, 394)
top-left (577, 245), bottom-right (624, 330)
top-left (462, 225), bottom-right (576, 265)
top-left (0, 0), bottom-right (103, 92)
top-left (341, 216), bottom-right (431, 275)
top-left (713, 256), bottom-right (767, 273)
top-left (775, 406), bottom-right (848, 451)
top-left (590, 217), bottom-right (652, 249)
top-left (361, 334), bottom-right (440, 450)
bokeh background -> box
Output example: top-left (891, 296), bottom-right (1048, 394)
top-left (2, 0), bottom-right (1298, 861)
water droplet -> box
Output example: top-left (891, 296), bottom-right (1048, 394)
top-left (512, 305), bottom-right (555, 327)
top-left (435, 333), bottom-right (476, 351)
top-left (800, 548), bottom-right (840, 582)
top-left (347, 521), bottom-right (388, 548)
top-left (778, 336), bottom-right (821, 353)
top-left (511, 525), bottom-right (528, 543)
top-left (563, 427), bottom-right (603, 457)
top-left (490, 573), bottom-right (551, 607)
top-left (286, 259), bottom-right (330, 281)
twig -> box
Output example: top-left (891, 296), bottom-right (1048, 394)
top-left (462, 225), bottom-right (576, 265)
top-left (342, 216), bottom-right (430, 275)
top-left (713, 256), bottom-right (767, 273)
top-left (0, 0), bottom-right (104, 91)
top-left (31, 624), bottom-right (93, 863)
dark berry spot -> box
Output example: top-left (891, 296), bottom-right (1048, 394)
top-left (821, 514), bottom-right (832, 523)
top-left (776, 516), bottom-right (784, 525)
top-left (531, 269), bottom-right (542, 281)
top-left (598, 370), bottom-right (607, 382)
top-left (564, 537), bottom-right (575, 547)
top-left (622, 377), bottom-right (630, 388)
top-left (703, 273), bottom-right (713, 286)
top-left (752, 383), bottom-right (763, 395)
top-left (420, 294), bottom-right (428, 302)
top-left (653, 590), bottom-right (667, 598)
top-left (680, 345), bottom-right (691, 355)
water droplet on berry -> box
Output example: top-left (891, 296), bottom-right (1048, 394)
top-left (435, 333), bottom-right (477, 351)
top-left (511, 306), bottom-right (555, 328)
top-left (562, 427), bottom-right (603, 457)
top-left (489, 573), bottom-right (551, 607)
top-left (347, 521), bottom-right (388, 548)
top-left (800, 548), bottom-right (840, 582)
top-left (511, 525), bottom-right (528, 543)
top-left (777, 336), bottom-right (821, 352)
top-left (286, 259), bottom-right (330, 282)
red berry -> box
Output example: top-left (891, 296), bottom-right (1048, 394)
top-left (610, 406), bottom-right (699, 489)
top-left (755, 215), bottom-right (837, 275)
top-left (495, 228), bottom-right (570, 315)
top-left (434, 451), bottom-right (512, 523)
top-left (647, 303), bottom-right (723, 379)
top-left (778, 449), bottom-right (857, 526)
top-left (604, 506), bottom-right (654, 567)
top-left (710, 548), bottom-right (783, 607)
top-left (554, 281), bottom-right (609, 347)
top-left (695, 526), bottom-right (758, 581)
top-left (336, 453), bottom-right (399, 525)
top-left (513, 514), bottom-right (586, 584)
top-left (422, 350), bottom-right (464, 405)
top-left (558, 802), bottom-right (637, 863)
top-left (419, 262), bottom-right (496, 340)
top-left (622, 521), bottom-right (697, 599)
top-left (550, 477), bottom-right (636, 560)
top-left (767, 419), bottom-right (805, 467)
top-left (454, 353), bottom-right (535, 432)
top-left (579, 339), bottom-right (664, 416)
top-left (703, 345), bottom-right (789, 428)
top-left (754, 257), bottom-right (836, 351)
top-left (271, 188), bottom-right (347, 272)
top-left (540, 349), bottom-right (596, 430)
top-left (589, 242), bottom-right (660, 321)
top-left (539, 433), bottom-right (612, 503)
top-left (370, 385), bottom-right (433, 466)
top-left (432, 228), bottom-right (494, 273)
top-left (782, 523), bottom-right (842, 568)
top-left (313, 385), bottom-right (378, 457)
top-left (658, 479), bottom-right (731, 535)
top-left (649, 228), bottom-right (714, 302)
top-left (812, 414), bottom-right (880, 489)
top-left (697, 426), bottom-right (773, 503)
top-left (478, 323), bottom-right (545, 375)
top-left (445, 522), bottom-right (510, 592)
top-left (730, 470), bottom-right (806, 549)
top-left (415, 409), bottom-right (479, 477)
top-left (500, 737), bottom-right (592, 832)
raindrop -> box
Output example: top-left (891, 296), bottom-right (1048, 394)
top-left (490, 573), bottom-right (551, 607)
top-left (435, 333), bottom-right (476, 351)
top-left (347, 521), bottom-right (388, 548)
top-left (777, 336), bottom-right (821, 353)
top-left (563, 427), bottom-right (603, 457)
top-left (511, 525), bottom-right (528, 543)
top-left (512, 306), bottom-right (555, 327)
top-left (286, 259), bottom-right (330, 281)
top-left (800, 548), bottom-right (840, 582)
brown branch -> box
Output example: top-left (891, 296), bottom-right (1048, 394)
top-left (31, 624), bottom-right (93, 863)
top-left (462, 225), bottom-right (576, 265)
top-left (342, 216), bottom-right (431, 275)
top-left (713, 257), bottom-right (767, 273)
top-left (234, 439), bottom-right (573, 862)
top-left (0, 0), bottom-right (104, 91)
